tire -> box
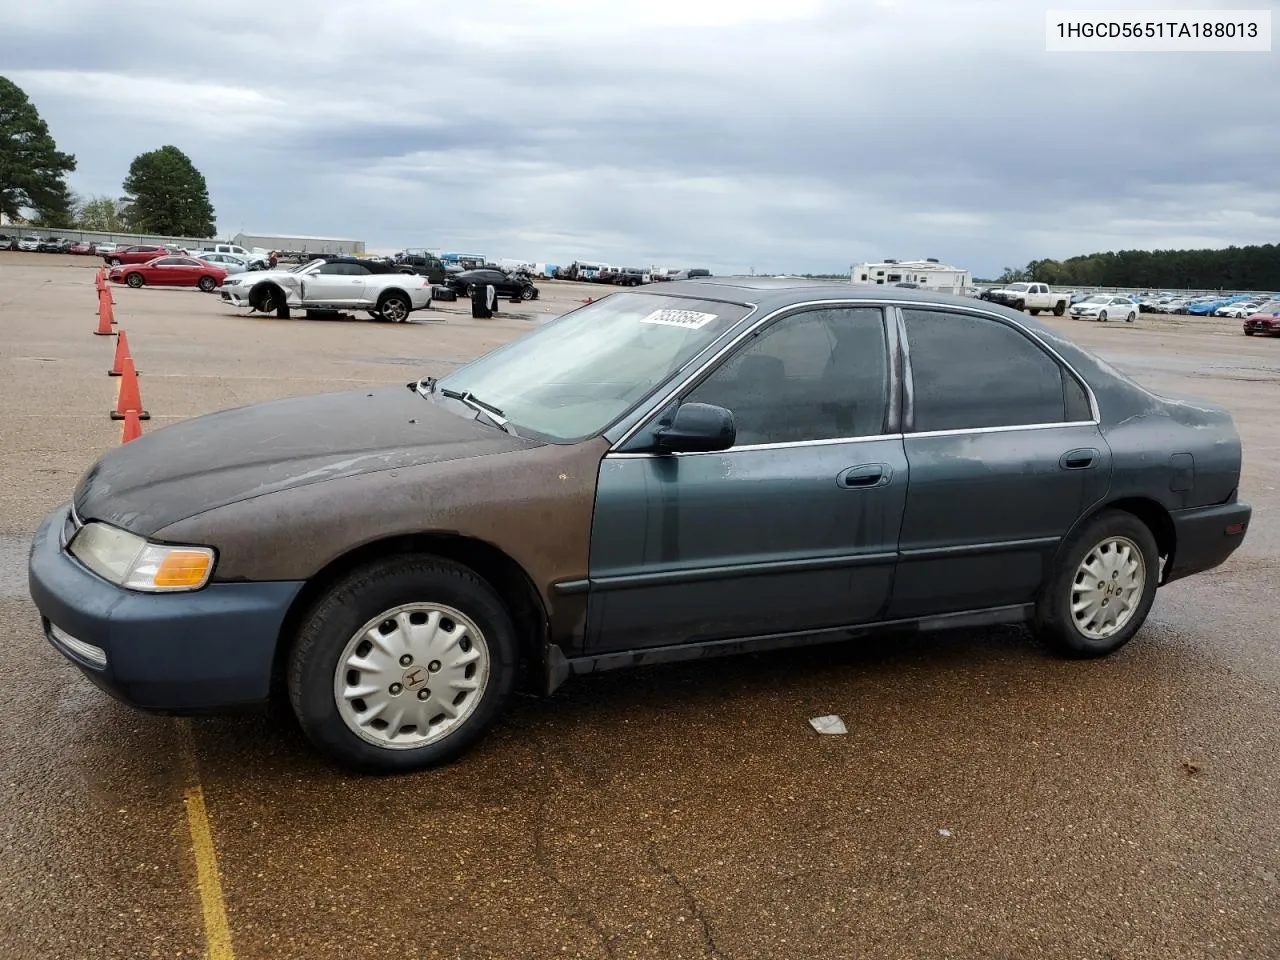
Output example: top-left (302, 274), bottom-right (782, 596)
top-left (198, 276), bottom-right (216, 292)
top-left (1033, 509), bottom-right (1159, 658)
top-left (1053, 302), bottom-right (1066, 316)
top-left (1244, 330), bottom-right (1255, 336)
top-left (1098, 311), bottom-right (1108, 322)
top-left (1029, 308), bottom-right (1040, 316)
top-left (521, 285), bottom-right (536, 301)
top-left (109, 257), bottom-right (122, 266)
top-left (1126, 311), bottom-right (1135, 323)
top-left (287, 556), bottom-right (519, 773)
top-left (1014, 299), bottom-right (1025, 312)
top-left (125, 273), bottom-right (144, 288)
top-left (377, 291), bottom-right (412, 322)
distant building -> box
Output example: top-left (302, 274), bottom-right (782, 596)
top-left (850, 258), bottom-right (971, 294)
top-left (233, 233), bottom-right (364, 256)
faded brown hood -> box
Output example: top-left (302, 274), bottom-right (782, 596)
top-left (73, 386), bottom-right (536, 537)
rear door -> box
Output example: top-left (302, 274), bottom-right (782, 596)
top-left (886, 305), bottom-right (1112, 619)
top-left (587, 304), bottom-right (907, 652)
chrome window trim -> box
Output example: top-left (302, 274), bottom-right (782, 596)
top-left (606, 432), bottom-right (906, 459)
top-left (609, 299), bottom-right (897, 452)
top-left (894, 300), bottom-right (1102, 427)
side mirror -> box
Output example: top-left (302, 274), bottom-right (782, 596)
top-left (653, 402), bottom-right (736, 454)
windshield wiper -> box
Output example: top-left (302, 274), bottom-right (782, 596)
top-left (437, 387), bottom-right (513, 434)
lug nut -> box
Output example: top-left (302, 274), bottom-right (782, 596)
top-left (417, 689), bottom-right (431, 701)
top-left (399, 655), bottom-right (413, 666)
top-left (428, 660), bottom-right (442, 673)
top-left (389, 683), bottom-right (403, 695)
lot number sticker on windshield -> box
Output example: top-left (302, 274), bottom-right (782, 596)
top-left (638, 309), bottom-right (719, 329)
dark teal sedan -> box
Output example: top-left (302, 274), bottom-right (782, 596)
top-left (29, 279), bottom-right (1251, 772)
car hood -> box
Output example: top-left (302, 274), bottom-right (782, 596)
top-left (73, 386), bottom-right (537, 537)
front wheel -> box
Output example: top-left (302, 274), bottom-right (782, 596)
top-left (1053, 302), bottom-right (1066, 316)
top-left (1014, 299), bottom-right (1025, 312)
top-left (1033, 510), bottom-right (1159, 658)
top-left (1126, 311), bottom-right (1135, 323)
top-left (1098, 310), bottom-right (1108, 322)
top-left (1029, 308), bottom-right (1040, 316)
top-left (287, 556), bottom-right (518, 773)
top-left (520, 286), bottom-right (536, 301)
top-left (198, 276), bottom-right (217, 292)
top-left (125, 273), bottom-right (144, 288)
top-left (1244, 329), bottom-right (1255, 336)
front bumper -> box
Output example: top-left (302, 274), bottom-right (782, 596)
top-left (220, 287), bottom-right (251, 307)
top-left (1244, 320), bottom-right (1279, 334)
top-left (1164, 500), bottom-right (1252, 584)
top-left (27, 504), bottom-right (305, 712)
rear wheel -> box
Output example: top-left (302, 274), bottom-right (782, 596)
top-left (125, 273), bottom-right (144, 288)
top-left (287, 556), bottom-right (519, 773)
top-left (377, 291), bottom-right (412, 322)
top-left (109, 257), bottom-right (122, 266)
top-left (1034, 510), bottom-right (1159, 658)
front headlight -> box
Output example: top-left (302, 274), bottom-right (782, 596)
top-left (68, 521), bottom-right (215, 592)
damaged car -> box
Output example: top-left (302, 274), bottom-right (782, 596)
top-left (29, 280), bottom-right (1251, 772)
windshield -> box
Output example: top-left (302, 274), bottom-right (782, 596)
top-left (434, 292), bottom-right (753, 442)
top-left (1006, 283), bottom-right (1030, 292)
top-left (1252, 300), bottom-right (1280, 313)
top-left (289, 259), bottom-right (323, 274)
top-left (1082, 295), bottom-right (1110, 304)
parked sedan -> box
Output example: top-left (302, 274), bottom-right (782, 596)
top-left (108, 255), bottom-right (228, 291)
top-left (1069, 294), bottom-right (1137, 322)
top-left (1243, 301), bottom-right (1280, 336)
top-left (102, 244), bottom-right (179, 266)
top-left (194, 251), bottom-right (252, 275)
top-left (27, 281), bottom-right (1251, 773)
top-left (16, 236), bottom-right (41, 252)
top-left (443, 268), bottom-right (539, 302)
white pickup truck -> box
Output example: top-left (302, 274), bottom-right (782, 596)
top-left (988, 282), bottom-right (1070, 316)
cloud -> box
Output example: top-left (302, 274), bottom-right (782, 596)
top-left (3, 0), bottom-right (1279, 275)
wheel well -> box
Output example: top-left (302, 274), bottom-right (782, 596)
top-left (269, 533), bottom-right (548, 699)
top-left (249, 281), bottom-right (283, 310)
top-left (377, 287), bottom-right (412, 305)
top-left (1099, 497), bottom-right (1176, 570)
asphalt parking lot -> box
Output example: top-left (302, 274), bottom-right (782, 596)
top-left (1, 253), bottom-right (1277, 960)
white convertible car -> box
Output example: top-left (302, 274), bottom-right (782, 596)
top-left (220, 257), bottom-right (433, 321)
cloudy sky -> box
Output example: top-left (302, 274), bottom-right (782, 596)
top-left (3, 0), bottom-right (1278, 275)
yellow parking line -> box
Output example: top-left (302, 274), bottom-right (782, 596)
top-left (176, 719), bottom-right (236, 959)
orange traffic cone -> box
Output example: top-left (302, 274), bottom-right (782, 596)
top-left (121, 409), bottom-right (143, 443)
top-left (94, 289), bottom-right (116, 335)
top-left (107, 330), bottom-right (138, 376)
top-left (95, 268), bottom-right (105, 291)
top-left (109, 356), bottom-right (150, 421)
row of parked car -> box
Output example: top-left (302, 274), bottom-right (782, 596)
top-left (0, 234), bottom-right (108, 255)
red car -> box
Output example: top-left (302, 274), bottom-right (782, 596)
top-left (108, 255), bottom-right (228, 292)
top-left (1243, 303), bottom-right (1280, 337)
top-left (102, 244), bottom-right (181, 266)
top-left (69, 242), bottom-right (95, 255)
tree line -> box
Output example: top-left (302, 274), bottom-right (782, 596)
top-left (993, 243), bottom-right (1280, 292)
top-left (1, 76), bottom-right (216, 237)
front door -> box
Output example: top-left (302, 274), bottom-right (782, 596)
top-left (302, 262), bottom-right (365, 304)
top-left (586, 304), bottom-right (906, 652)
top-left (886, 306), bottom-right (1113, 619)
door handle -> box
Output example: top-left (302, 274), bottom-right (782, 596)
top-left (1059, 448), bottom-right (1098, 470)
top-left (837, 464), bottom-right (891, 488)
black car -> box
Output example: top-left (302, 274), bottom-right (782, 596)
top-left (444, 268), bottom-right (539, 302)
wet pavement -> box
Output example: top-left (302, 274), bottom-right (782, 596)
top-left (1, 256), bottom-right (1277, 959)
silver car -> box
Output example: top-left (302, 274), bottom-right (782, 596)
top-left (195, 252), bottom-right (250, 275)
